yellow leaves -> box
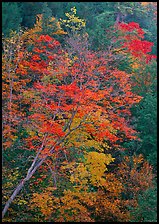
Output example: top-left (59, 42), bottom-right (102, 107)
top-left (54, 189), bottom-right (94, 222)
top-left (46, 186), bottom-right (57, 191)
top-left (84, 152), bottom-right (114, 186)
top-left (21, 14), bottom-right (66, 46)
top-left (17, 199), bottom-right (28, 205)
top-left (3, 169), bottom-right (20, 193)
top-left (60, 7), bottom-right (86, 32)
top-left (3, 181), bottom-right (13, 188)
top-left (9, 170), bottom-right (19, 181)
top-left (65, 13), bottom-right (70, 17)
top-left (62, 161), bottom-right (89, 185)
top-left (63, 151), bottom-right (115, 188)
top-left (102, 142), bottom-right (111, 150)
top-left (84, 139), bottom-right (104, 152)
top-left (2, 217), bottom-right (12, 222)
top-left (133, 154), bottom-right (144, 166)
top-left (67, 126), bottom-right (104, 152)
top-left (53, 29), bottom-right (67, 35)
top-left (113, 47), bottom-right (124, 54)
top-left (131, 62), bottom-right (140, 69)
top-left (28, 130), bottom-right (36, 137)
top-left (73, 163), bottom-right (89, 185)
top-left (30, 186), bottom-right (61, 220)
top-left (86, 151), bottom-right (114, 166)
top-left (73, 55), bottom-right (78, 60)
top-left (22, 90), bottom-right (35, 99)
top-left (71, 6), bottom-right (77, 14)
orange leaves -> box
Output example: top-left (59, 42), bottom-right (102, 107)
top-left (38, 121), bottom-right (65, 138)
top-left (17, 29), bottom-right (143, 152)
top-left (32, 54), bottom-right (41, 61)
top-left (46, 103), bottom-right (58, 111)
top-left (97, 65), bottom-right (107, 73)
top-left (58, 81), bottom-right (79, 96)
top-left (117, 155), bottom-right (154, 197)
top-left (84, 89), bottom-right (104, 101)
top-left (17, 52), bottom-right (24, 58)
top-left (47, 55), bottom-right (55, 60)
top-left (33, 47), bottom-right (45, 53)
top-left (29, 113), bottom-right (46, 122)
top-left (30, 188), bottom-right (59, 219)
top-left (49, 122), bottom-right (65, 137)
top-left (96, 129), bottom-right (119, 143)
top-left (3, 22), bottom-right (144, 172)
top-left (61, 104), bottom-right (74, 112)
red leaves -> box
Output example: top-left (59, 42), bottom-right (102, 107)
top-left (4, 26), bottom-right (147, 157)
top-left (37, 35), bottom-right (60, 47)
top-left (146, 54), bottom-right (157, 63)
top-left (34, 82), bottom-right (44, 90)
top-left (117, 22), bottom-right (157, 62)
top-left (40, 122), bottom-right (65, 137)
top-left (33, 47), bottom-right (45, 53)
top-left (46, 103), bottom-right (59, 111)
top-left (53, 40), bottom-right (60, 46)
top-left (50, 123), bottom-right (65, 137)
top-left (58, 81), bottom-right (77, 92)
top-left (47, 55), bottom-right (55, 60)
top-left (97, 130), bottom-right (119, 143)
top-left (124, 39), bottom-right (154, 57)
top-left (118, 22), bottom-right (145, 38)
top-left (119, 22), bottom-right (139, 30)
top-left (38, 35), bottom-right (53, 42)
top-left (29, 113), bottom-right (46, 121)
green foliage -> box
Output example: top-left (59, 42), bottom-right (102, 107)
top-left (2, 2), bottom-right (22, 36)
top-left (2, 2), bottom-right (157, 55)
top-left (20, 2), bottom-right (44, 29)
top-left (130, 61), bottom-right (157, 168)
top-left (130, 184), bottom-right (157, 222)
top-left (132, 93), bottom-right (157, 168)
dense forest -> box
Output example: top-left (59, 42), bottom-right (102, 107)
top-left (2, 2), bottom-right (157, 222)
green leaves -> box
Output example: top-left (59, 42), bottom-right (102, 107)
top-left (130, 185), bottom-right (157, 222)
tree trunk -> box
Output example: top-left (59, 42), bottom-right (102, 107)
top-left (2, 179), bottom-right (26, 218)
top-left (2, 157), bottom-right (45, 218)
top-left (115, 12), bottom-right (121, 25)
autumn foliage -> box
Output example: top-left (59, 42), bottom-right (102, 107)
top-left (117, 22), bottom-right (156, 63)
top-left (2, 9), bottom-right (156, 222)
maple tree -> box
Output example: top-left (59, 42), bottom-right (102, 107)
top-left (2, 7), bottom-right (156, 221)
top-left (2, 30), bottom-right (141, 219)
top-left (116, 21), bottom-right (156, 61)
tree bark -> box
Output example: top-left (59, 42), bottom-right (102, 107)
top-left (2, 115), bottom-right (85, 218)
top-left (115, 12), bottom-right (121, 25)
top-left (2, 179), bottom-right (26, 218)
top-left (2, 157), bottom-right (45, 219)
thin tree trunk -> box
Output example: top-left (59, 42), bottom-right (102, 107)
top-left (2, 157), bottom-right (45, 219)
top-left (115, 12), bottom-right (121, 25)
top-left (2, 179), bottom-right (26, 218)
top-left (2, 112), bottom-right (87, 218)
